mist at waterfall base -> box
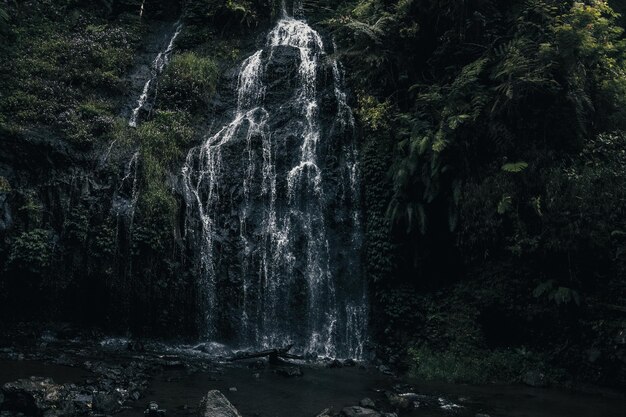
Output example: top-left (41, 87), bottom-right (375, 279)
top-left (182, 7), bottom-right (367, 359)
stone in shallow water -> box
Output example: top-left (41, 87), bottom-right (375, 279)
top-left (274, 366), bottom-right (303, 377)
top-left (314, 408), bottom-right (332, 417)
top-left (523, 370), bottom-right (548, 387)
top-left (92, 390), bottom-right (124, 414)
top-left (0, 377), bottom-right (98, 417)
top-left (340, 406), bottom-right (381, 417)
top-left (359, 397), bottom-right (375, 408)
top-left (198, 390), bottom-right (242, 417)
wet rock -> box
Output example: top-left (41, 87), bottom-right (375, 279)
top-left (264, 45), bottom-right (301, 103)
top-left (92, 390), bottom-right (124, 414)
top-left (145, 401), bottom-right (167, 416)
top-left (523, 370), bottom-right (548, 387)
top-left (327, 359), bottom-right (343, 368)
top-left (70, 393), bottom-right (92, 414)
top-left (438, 397), bottom-right (463, 411)
top-left (274, 366), bottom-right (303, 377)
top-left (341, 406), bottom-right (381, 417)
top-left (247, 360), bottom-right (265, 370)
top-left (194, 342), bottom-right (230, 357)
top-left (198, 390), bottom-right (242, 417)
top-left (384, 392), bottom-right (410, 409)
top-left (162, 360), bottom-right (186, 369)
top-left (315, 408), bottom-right (332, 417)
top-left (377, 365), bottom-right (393, 376)
top-left (386, 391), bottom-right (438, 410)
top-left (1, 377), bottom-right (61, 416)
top-left (343, 359), bottom-right (357, 367)
top-left (127, 339), bottom-right (146, 352)
top-left (586, 348), bottom-right (601, 363)
top-left (359, 398), bottom-right (375, 408)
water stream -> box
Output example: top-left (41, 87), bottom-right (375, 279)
top-left (129, 22), bottom-right (183, 127)
top-left (183, 6), bottom-right (366, 358)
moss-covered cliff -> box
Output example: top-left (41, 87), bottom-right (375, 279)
top-left (1, 0), bottom-right (625, 389)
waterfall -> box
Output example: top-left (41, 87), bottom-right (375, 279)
top-left (129, 22), bottom-right (183, 127)
top-left (183, 7), bottom-right (367, 359)
top-left (114, 22), bottom-right (183, 231)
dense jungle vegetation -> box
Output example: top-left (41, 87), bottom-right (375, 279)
top-left (0, 0), bottom-right (625, 389)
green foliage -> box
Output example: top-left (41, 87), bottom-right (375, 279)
top-left (496, 194), bottom-right (512, 215)
top-left (408, 346), bottom-right (538, 384)
top-left (356, 94), bottom-right (391, 131)
top-left (184, 0), bottom-right (267, 28)
top-left (64, 205), bottom-right (90, 244)
top-left (0, 3), bottom-right (140, 134)
top-left (160, 52), bottom-right (219, 112)
top-left (7, 229), bottom-right (53, 274)
top-left (343, 0), bottom-right (626, 278)
top-left (0, 176), bottom-right (11, 193)
top-left (131, 110), bottom-right (193, 251)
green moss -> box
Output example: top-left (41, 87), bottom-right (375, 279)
top-left (0, 4), bottom-right (140, 135)
top-left (160, 52), bottom-right (219, 112)
top-left (136, 110), bottom-right (193, 218)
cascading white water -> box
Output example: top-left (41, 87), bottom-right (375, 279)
top-left (129, 22), bottom-right (183, 127)
top-left (118, 151), bottom-right (140, 229)
top-left (183, 6), bottom-right (367, 358)
top-left (116, 22), bottom-right (183, 231)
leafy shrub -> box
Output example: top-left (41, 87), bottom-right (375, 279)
top-left (7, 229), bottom-right (53, 274)
top-left (408, 346), bottom-right (540, 384)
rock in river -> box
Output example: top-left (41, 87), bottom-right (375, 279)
top-left (198, 390), bottom-right (242, 417)
top-left (341, 406), bottom-right (381, 417)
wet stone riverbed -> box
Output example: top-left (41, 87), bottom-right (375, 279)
top-left (0, 332), bottom-right (624, 417)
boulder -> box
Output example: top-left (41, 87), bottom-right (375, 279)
top-left (359, 398), bottom-right (375, 408)
top-left (327, 359), bottom-right (343, 368)
top-left (384, 392), bottom-right (410, 410)
top-left (92, 390), bottom-right (124, 414)
top-left (198, 390), bottom-right (242, 417)
top-left (341, 406), bottom-right (381, 417)
top-left (523, 370), bottom-right (548, 387)
top-left (2, 377), bottom-right (60, 416)
top-left (315, 408), bottom-right (333, 417)
top-left (274, 366), bottom-right (303, 377)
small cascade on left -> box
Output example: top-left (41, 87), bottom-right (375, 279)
top-left (108, 21), bottom-right (183, 293)
top-left (129, 22), bottom-right (183, 127)
top-left (114, 21), bottom-right (183, 224)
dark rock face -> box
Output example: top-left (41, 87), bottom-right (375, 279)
top-left (198, 390), bottom-right (242, 417)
